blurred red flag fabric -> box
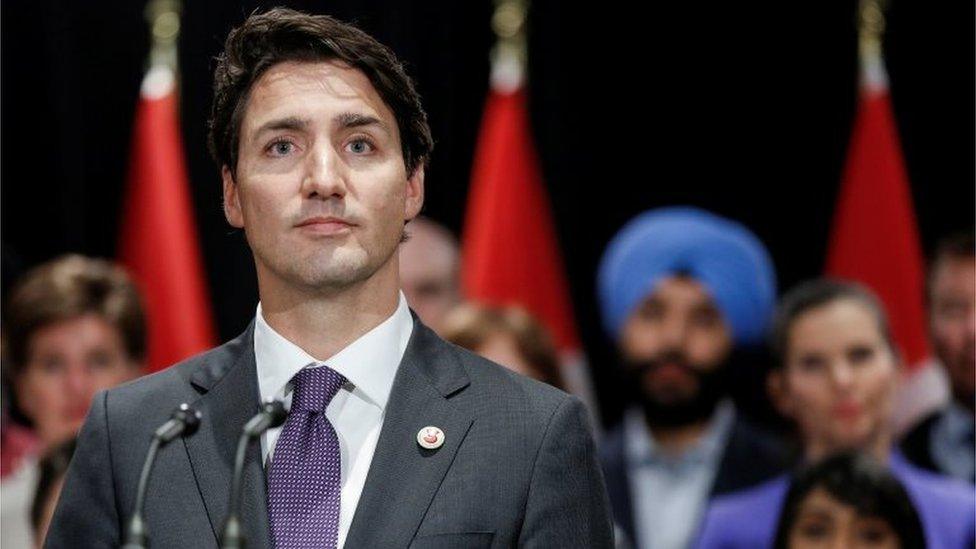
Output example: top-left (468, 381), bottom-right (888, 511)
top-left (461, 89), bottom-right (581, 354)
top-left (119, 67), bottom-right (216, 372)
top-left (826, 59), bottom-right (929, 369)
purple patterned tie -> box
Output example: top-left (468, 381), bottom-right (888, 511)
top-left (268, 365), bottom-right (346, 548)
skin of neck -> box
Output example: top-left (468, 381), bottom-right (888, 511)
top-left (804, 426), bottom-right (893, 466)
top-left (256, 252), bottom-right (402, 361)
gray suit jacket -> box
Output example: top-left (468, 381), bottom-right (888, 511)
top-left (45, 317), bottom-right (613, 548)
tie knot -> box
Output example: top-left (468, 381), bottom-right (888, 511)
top-left (290, 365), bottom-right (346, 414)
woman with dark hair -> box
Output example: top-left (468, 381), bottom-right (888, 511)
top-left (774, 452), bottom-right (925, 549)
top-left (696, 279), bottom-right (975, 549)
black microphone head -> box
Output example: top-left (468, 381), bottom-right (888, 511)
top-left (173, 403), bottom-right (202, 437)
top-left (262, 400), bottom-right (287, 429)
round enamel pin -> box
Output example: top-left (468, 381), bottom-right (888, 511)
top-left (417, 426), bottom-right (445, 450)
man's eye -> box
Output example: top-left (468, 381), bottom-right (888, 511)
top-left (692, 309), bottom-right (721, 328)
top-left (267, 140), bottom-right (295, 156)
top-left (347, 139), bottom-right (374, 154)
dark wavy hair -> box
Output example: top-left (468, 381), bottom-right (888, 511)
top-left (774, 452), bottom-right (925, 549)
top-left (208, 7), bottom-right (433, 177)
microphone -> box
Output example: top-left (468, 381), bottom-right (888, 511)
top-left (123, 403), bottom-right (202, 549)
top-left (221, 399), bottom-right (287, 549)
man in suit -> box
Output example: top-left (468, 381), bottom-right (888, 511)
top-left (901, 233), bottom-right (975, 483)
top-left (46, 8), bottom-right (612, 548)
top-left (596, 207), bottom-right (789, 549)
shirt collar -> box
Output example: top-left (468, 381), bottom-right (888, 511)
top-left (254, 292), bottom-right (414, 411)
top-left (624, 400), bottom-right (736, 470)
top-left (931, 399), bottom-right (976, 449)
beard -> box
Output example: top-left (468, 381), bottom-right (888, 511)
top-left (621, 348), bottom-right (730, 428)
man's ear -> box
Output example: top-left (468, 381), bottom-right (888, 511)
top-left (222, 166), bottom-right (244, 228)
top-left (404, 165), bottom-right (425, 222)
top-left (766, 369), bottom-right (793, 418)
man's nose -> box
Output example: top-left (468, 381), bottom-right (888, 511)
top-left (301, 144), bottom-right (347, 199)
top-left (659, 315), bottom-right (689, 348)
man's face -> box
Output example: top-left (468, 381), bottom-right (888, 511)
top-left (618, 275), bottom-right (733, 426)
top-left (399, 222), bottom-right (460, 334)
top-left (223, 60), bottom-right (424, 294)
top-left (929, 257), bottom-right (976, 407)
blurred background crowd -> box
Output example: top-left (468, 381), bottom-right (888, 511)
top-left (1, 0), bottom-right (973, 548)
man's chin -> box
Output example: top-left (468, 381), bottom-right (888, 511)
top-left (640, 396), bottom-right (721, 428)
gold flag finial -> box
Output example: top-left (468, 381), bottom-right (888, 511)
top-left (858, 0), bottom-right (891, 91)
top-left (490, 0), bottom-right (528, 92)
top-left (145, 0), bottom-right (182, 71)
top-left (858, 0), bottom-right (888, 63)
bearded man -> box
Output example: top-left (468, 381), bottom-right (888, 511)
top-left (596, 207), bottom-right (788, 549)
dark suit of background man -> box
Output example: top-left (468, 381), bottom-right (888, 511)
top-left (901, 233), bottom-right (976, 483)
top-left (596, 207), bottom-right (789, 549)
top-left (46, 8), bottom-right (613, 548)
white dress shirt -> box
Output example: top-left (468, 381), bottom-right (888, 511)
top-left (624, 401), bottom-right (735, 549)
top-left (254, 292), bottom-right (413, 548)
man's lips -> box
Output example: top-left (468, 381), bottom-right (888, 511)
top-left (295, 216), bottom-right (355, 235)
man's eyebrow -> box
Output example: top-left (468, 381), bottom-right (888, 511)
top-left (335, 112), bottom-right (389, 132)
top-left (253, 116), bottom-right (309, 138)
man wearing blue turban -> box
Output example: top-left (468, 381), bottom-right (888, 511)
top-left (596, 207), bottom-right (788, 549)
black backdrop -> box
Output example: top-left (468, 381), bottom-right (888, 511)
top-left (3, 0), bottom-right (973, 426)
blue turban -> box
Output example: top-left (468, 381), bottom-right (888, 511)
top-left (597, 206), bottom-right (777, 347)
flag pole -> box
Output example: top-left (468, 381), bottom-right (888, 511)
top-left (121, 0), bottom-right (216, 372)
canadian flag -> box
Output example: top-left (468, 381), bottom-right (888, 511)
top-left (119, 65), bottom-right (216, 372)
top-left (826, 41), bottom-right (929, 368)
top-left (825, 27), bottom-right (942, 431)
top-left (461, 81), bottom-right (597, 412)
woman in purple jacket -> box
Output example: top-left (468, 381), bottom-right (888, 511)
top-left (696, 279), bottom-right (975, 549)
top-left (774, 452), bottom-right (925, 549)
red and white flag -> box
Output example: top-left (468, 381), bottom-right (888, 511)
top-left (119, 65), bottom-right (216, 372)
top-left (825, 33), bottom-right (942, 430)
top-left (461, 65), bottom-right (598, 415)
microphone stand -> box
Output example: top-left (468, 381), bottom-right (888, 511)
top-left (221, 400), bottom-right (287, 549)
top-left (122, 403), bottom-right (202, 549)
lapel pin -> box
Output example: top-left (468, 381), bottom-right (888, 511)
top-left (417, 426), bottom-right (445, 450)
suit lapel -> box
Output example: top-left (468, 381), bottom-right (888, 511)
top-left (182, 322), bottom-right (271, 547)
top-left (344, 321), bottom-right (474, 547)
top-left (601, 427), bottom-right (636, 545)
